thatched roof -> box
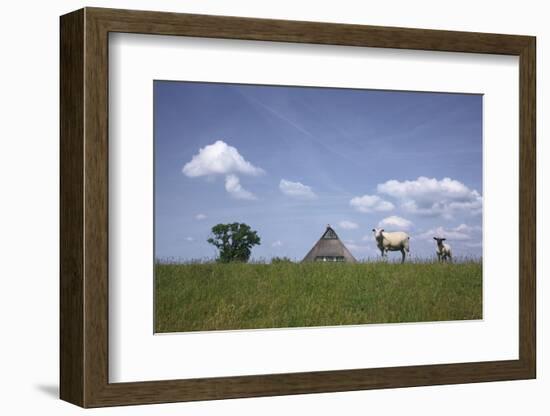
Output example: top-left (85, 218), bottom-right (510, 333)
top-left (302, 225), bottom-right (357, 263)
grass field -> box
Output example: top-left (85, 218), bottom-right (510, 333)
top-left (154, 261), bottom-right (482, 333)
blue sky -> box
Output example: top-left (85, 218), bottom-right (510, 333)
top-left (154, 81), bottom-right (483, 261)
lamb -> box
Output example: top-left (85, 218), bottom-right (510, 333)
top-left (372, 228), bottom-right (410, 263)
top-left (433, 237), bottom-right (452, 262)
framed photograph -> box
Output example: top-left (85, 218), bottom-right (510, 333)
top-left (60, 7), bottom-right (536, 408)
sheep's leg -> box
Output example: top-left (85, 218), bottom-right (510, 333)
top-left (400, 248), bottom-right (406, 264)
top-left (403, 240), bottom-right (410, 256)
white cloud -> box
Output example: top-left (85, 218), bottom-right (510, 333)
top-left (454, 223), bottom-right (481, 233)
top-left (195, 213), bottom-right (207, 220)
top-left (185, 237), bottom-right (194, 242)
top-left (338, 220), bottom-right (359, 230)
top-left (183, 140), bottom-right (264, 178)
top-left (378, 215), bottom-right (413, 230)
top-left (346, 243), bottom-right (373, 254)
top-left (464, 241), bottom-right (483, 248)
top-left (183, 141), bottom-right (262, 200)
top-left (416, 223), bottom-right (482, 241)
top-left (225, 174), bottom-right (257, 200)
top-left (279, 179), bottom-right (317, 199)
top-left (272, 240), bottom-right (283, 248)
top-left (350, 194), bottom-right (395, 213)
top-left (377, 176), bottom-right (482, 218)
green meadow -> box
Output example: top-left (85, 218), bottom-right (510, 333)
top-left (154, 260), bottom-right (482, 333)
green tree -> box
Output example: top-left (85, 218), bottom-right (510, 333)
top-left (207, 222), bottom-right (261, 263)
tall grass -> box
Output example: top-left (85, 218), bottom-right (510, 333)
top-left (154, 261), bottom-right (482, 333)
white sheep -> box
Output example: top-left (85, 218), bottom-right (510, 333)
top-left (372, 228), bottom-right (410, 263)
top-left (433, 237), bottom-right (452, 262)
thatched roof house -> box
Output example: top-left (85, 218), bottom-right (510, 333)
top-left (302, 225), bottom-right (357, 263)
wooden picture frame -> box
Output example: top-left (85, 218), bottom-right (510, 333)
top-left (60, 7), bottom-right (536, 408)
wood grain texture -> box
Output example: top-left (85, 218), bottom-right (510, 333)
top-left (59, 8), bottom-right (84, 407)
top-left (59, 7), bottom-right (537, 408)
top-left (83, 10), bottom-right (110, 406)
top-left (518, 38), bottom-right (536, 375)
top-left (88, 7), bottom-right (532, 54)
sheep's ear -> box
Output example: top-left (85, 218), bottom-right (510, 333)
top-left (433, 237), bottom-right (437, 240)
top-left (372, 228), bottom-right (375, 232)
top-left (442, 238), bottom-right (446, 241)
